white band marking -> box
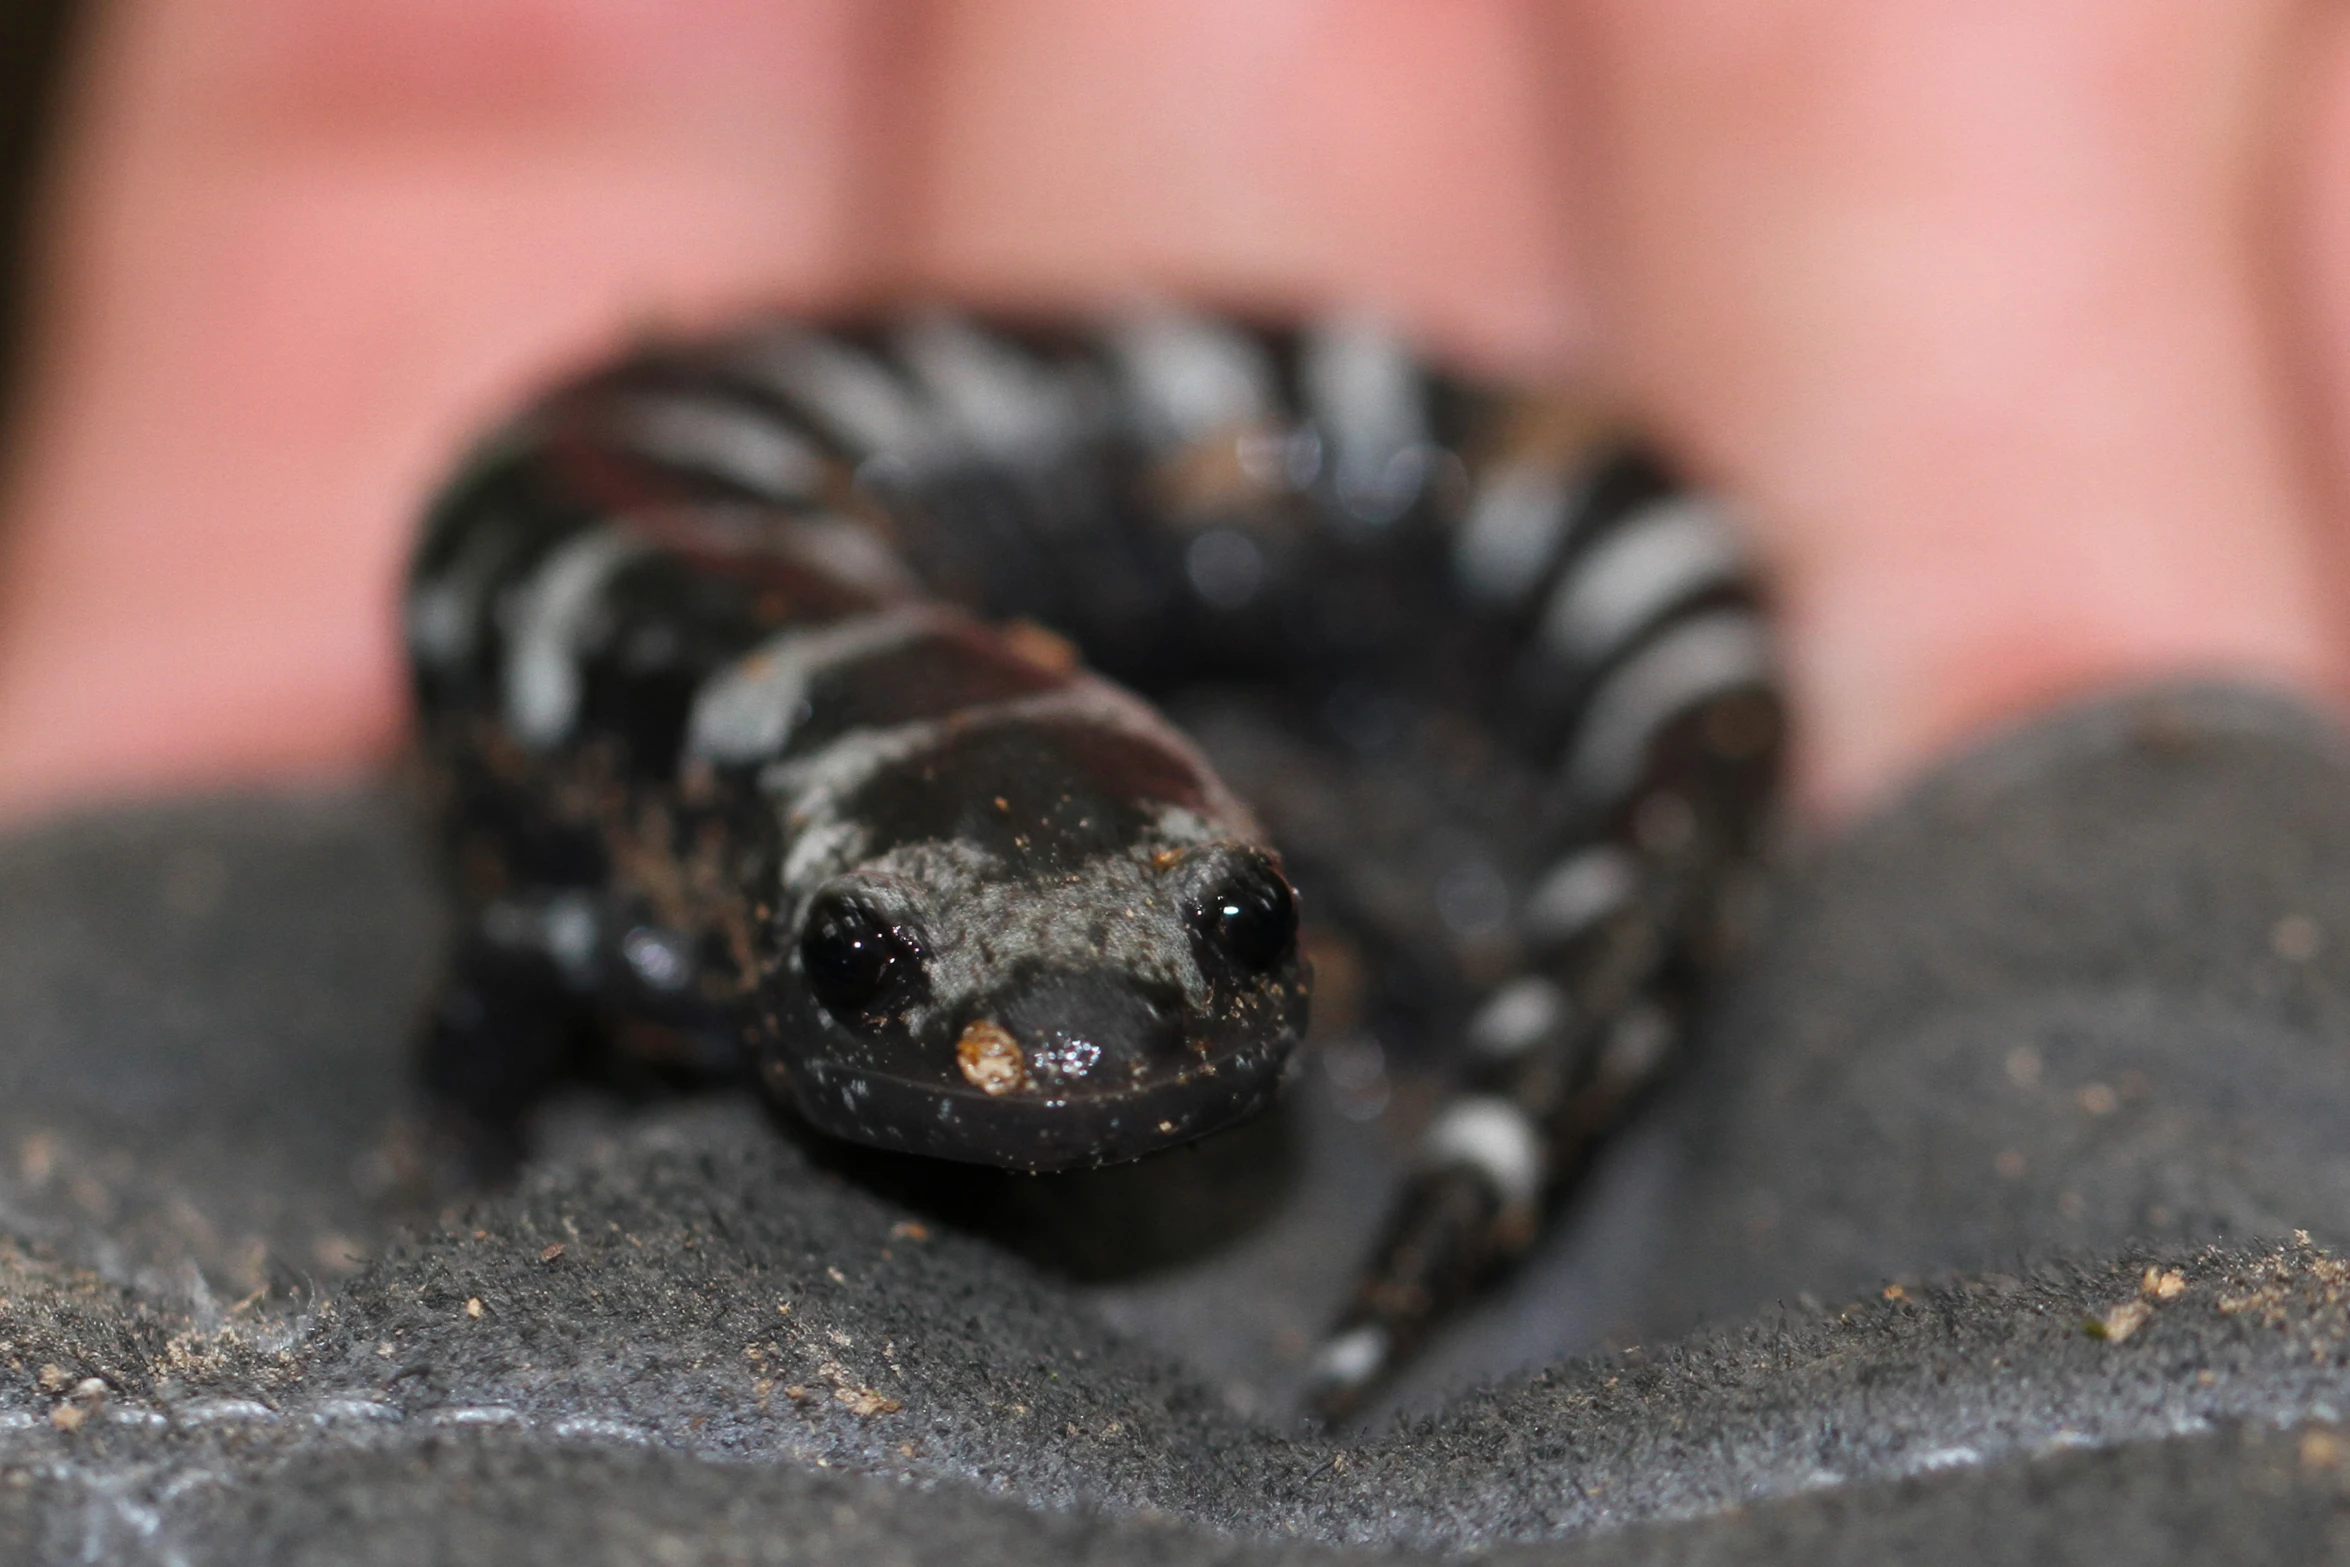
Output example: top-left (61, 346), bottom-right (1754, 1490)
top-left (1563, 610), bottom-right (1775, 809)
top-left (893, 313), bottom-right (1086, 458)
top-left (687, 608), bottom-right (958, 766)
top-left (1418, 1096), bottom-right (1545, 1209)
top-left (1523, 846), bottom-right (1635, 946)
top-left (1466, 977), bottom-right (1571, 1061)
top-left (762, 678), bottom-right (1252, 895)
top-left (1109, 308), bottom-right (1279, 448)
top-left (1300, 315), bottom-right (1430, 525)
top-left (1455, 461), bottom-right (1576, 605)
top-left (503, 526), bottom-right (651, 749)
top-left (723, 329), bottom-right (936, 461)
top-left (613, 392), bottom-right (825, 504)
top-left (1308, 1325), bottom-right (1390, 1391)
top-left (1540, 495), bottom-right (1747, 664)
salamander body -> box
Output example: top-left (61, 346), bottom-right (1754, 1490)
top-left (404, 307), bottom-right (1781, 1416)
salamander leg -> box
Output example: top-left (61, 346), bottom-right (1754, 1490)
top-left (418, 899), bottom-right (602, 1185)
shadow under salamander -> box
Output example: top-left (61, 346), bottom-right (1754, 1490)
top-left (782, 1094), bottom-right (1304, 1283)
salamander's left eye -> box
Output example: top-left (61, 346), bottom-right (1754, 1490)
top-left (1188, 856), bottom-right (1298, 974)
top-left (800, 894), bottom-right (905, 1021)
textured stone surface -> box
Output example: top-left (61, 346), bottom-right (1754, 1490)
top-left (1, 685), bottom-right (2349, 1563)
top-left (1645, 685), bottom-right (2350, 1333)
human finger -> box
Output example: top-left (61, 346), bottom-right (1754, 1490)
top-left (1554, 0), bottom-right (2343, 814)
top-left (0, 0), bottom-right (886, 821)
top-left (901, 0), bottom-right (1587, 378)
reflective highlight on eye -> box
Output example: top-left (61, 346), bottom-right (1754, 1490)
top-left (800, 894), bottom-right (899, 1021)
top-left (1191, 859), bottom-right (1298, 973)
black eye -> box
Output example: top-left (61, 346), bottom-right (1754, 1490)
top-left (1189, 857), bottom-right (1298, 973)
top-left (799, 894), bottom-right (902, 1021)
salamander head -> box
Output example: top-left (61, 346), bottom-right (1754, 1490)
top-left (761, 712), bottom-right (1310, 1169)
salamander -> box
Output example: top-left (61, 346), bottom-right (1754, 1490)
top-left (403, 306), bottom-right (1782, 1420)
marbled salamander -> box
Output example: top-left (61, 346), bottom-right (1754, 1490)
top-left (404, 307), bottom-right (1782, 1420)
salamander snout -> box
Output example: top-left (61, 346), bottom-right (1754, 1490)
top-left (956, 967), bottom-right (1189, 1098)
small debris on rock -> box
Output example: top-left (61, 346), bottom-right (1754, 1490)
top-left (835, 1385), bottom-right (901, 1419)
top-left (1881, 1284), bottom-right (1908, 1303)
top-left (464, 1297), bottom-right (484, 1320)
top-left (2215, 1240), bottom-right (2350, 1325)
top-left (539, 1243), bottom-right (566, 1265)
top-left (2142, 1267), bottom-right (2187, 1301)
top-left (46, 1377), bottom-right (104, 1434)
top-left (889, 1221), bottom-right (930, 1243)
top-left (2086, 1299), bottom-right (2153, 1342)
top-left (34, 1365), bottom-right (69, 1395)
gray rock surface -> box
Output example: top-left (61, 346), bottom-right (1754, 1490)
top-left (0, 685), bottom-right (2347, 1563)
top-left (1647, 684), bottom-right (2350, 1331)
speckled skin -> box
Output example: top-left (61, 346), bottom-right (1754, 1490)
top-left (402, 307), bottom-right (1782, 1414)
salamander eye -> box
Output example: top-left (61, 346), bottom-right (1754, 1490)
top-left (799, 894), bottom-right (905, 1021)
top-left (1188, 857), bottom-right (1298, 974)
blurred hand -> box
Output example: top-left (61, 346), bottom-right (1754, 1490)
top-left (0, 0), bottom-right (2342, 823)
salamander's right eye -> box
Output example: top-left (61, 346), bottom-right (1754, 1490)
top-left (1184, 854), bottom-right (1299, 975)
top-left (800, 894), bottom-right (902, 1022)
